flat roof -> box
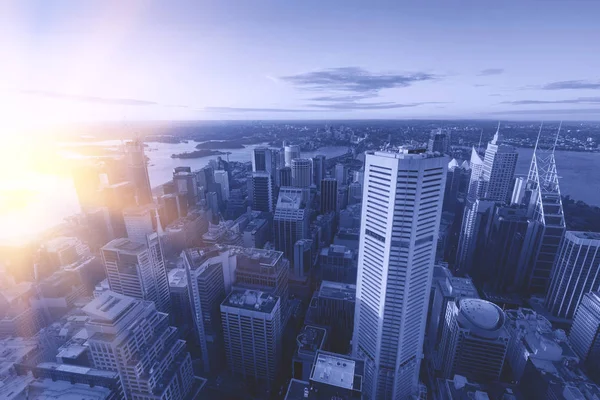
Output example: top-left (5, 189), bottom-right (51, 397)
top-left (319, 281), bottom-right (356, 302)
top-left (102, 238), bottom-right (146, 254)
top-left (168, 268), bottom-right (187, 288)
top-left (311, 353), bottom-right (356, 390)
top-left (82, 291), bottom-right (135, 322)
top-left (569, 231), bottom-right (600, 241)
top-left (222, 289), bottom-right (279, 314)
top-left (284, 379), bottom-right (310, 400)
top-left (297, 325), bottom-right (327, 355)
top-left (123, 203), bottom-right (156, 216)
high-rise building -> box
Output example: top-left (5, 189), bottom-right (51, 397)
top-left (123, 139), bottom-right (153, 205)
top-left (101, 235), bottom-right (170, 313)
top-left (348, 181), bottom-right (362, 204)
top-left (278, 166), bottom-right (293, 187)
top-left (319, 244), bottom-right (357, 284)
top-left (294, 239), bottom-right (313, 278)
top-left (123, 204), bottom-right (156, 244)
top-left (167, 268), bottom-right (194, 337)
top-left (520, 126), bottom-right (566, 294)
top-left (337, 185), bottom-right (349, 212)
top-left (443, 159), bottom-right (471, 213)
top-left (214, 169), bottom-right (230, 201)
top-left (545, 231), bottom-right (600, 319)
top-left (312, 155), bottom-right (326, 186)
top-left (292, 158), bottom-right (312, 188)
top-left (221, 289), bottom-right (282, 392)
top-left (481, 131), bottom-right (518, 203)
top-left (253, 147), bottom-right (273, 174)
top-left (195, 166), bottom-right (215, 193)
top-left (251, 172), bottom-right (275, 213)
top-left (352, 148), bottom-right (446, 400)
top-left (335, 163), bottom-right (346, 186)
top-left (84, 291), bottom-right (201, 400)
top-left (320, 178), bottom-right (338, 214)
top-left (173, 166), bottom-right (198, 207)
top-left (511, 176), bottom-right (527, 205)
top-left (274, 187), bottom-right (309, 262)
top-left (284, 145), bottom-right (301, 167)
top-left (102, 181), bottom-right (137, 239)
top-left (439, 298), bottom-right (509, 382)
top-left (455, 199), bottom-right (495, 274)
top-left (427, 129), bottom-right (449, 154)
top-left (569, 292), bottom-right (600, 380)
top-left (466, 148), bottom-right (485, 201)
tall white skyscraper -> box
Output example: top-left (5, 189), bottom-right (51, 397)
top-left (569, 292), bottom-right (600, 379)
top-left (101, 234), bottom-right (171, 314)
top-left (352, 148), bottom-right (447, 400)
top-left (123, 204), bottom-right (156, 244)
top-left (545, 231), bottom-right (600, 319)
top-left (123, 139), bottom-right (153, 205)
top-left (284, 145), bottom-right (300, 167)
top-left (291, 158), bottom-right (312, 188)
top-left (335, 163), bottom-right (346, 186)
top-left (214, 169), bottom-right (230, 201)
top-left (481, 131), bottom-right (518, 203)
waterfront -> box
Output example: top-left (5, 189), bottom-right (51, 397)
top-left (0, 141), bottom-right (598, 242)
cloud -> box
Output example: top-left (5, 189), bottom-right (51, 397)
top-left (489, 94), bottom-right (502, 97)
top-left (488, 108), bottom-right (600, 115)
top-left (478, 68), bottom-right (505, 76)
top-left (541, 80), bottom-right (600, 90)
top-left (473, 84), bottom-right (488, 87)
top-left (501, 97), bottom-right (600, 105)
top-left (204, 106), bottom-right (316, 113)
top-left (306, 101), bottom-right (446, 110)
top-left (280, 67), bottom-right (436, 93)
top-left (308, 94), bottom-right (376, 102)
top-left (19, 89), bottom-right (160, 106)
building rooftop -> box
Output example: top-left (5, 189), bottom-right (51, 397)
top-left (369, 146), bottom-right (445, 159)
top-left (101, 238), bottom-right (146, 254)
top-left (222, 289), bottom-right (279, 314)
top-left (0, 337), bottom-right (39, 376)
top-left (276, 187), bottom-right (306, 210)
top-left (297, 325), bottom-right (327, 357)
top-left (82, 291), bottom-right (136, 322)
top-left (229, 246), bottom-right (283, 269)
top-left (12, 377), bottom-right (114, 400)
top-left (284, 379), bottom-right (311, 400)
top-left (34, 362), bottom-right (119, 379)
top-left (319, 281), bottom-right (356, 302)
top-left (168, 268), bottom-right (187, 289)
top-left (123, 203), bottom-right (156, 216)
top-left (568, 231), bottom-right (600, 242)
top-left (56, 344), bottom-right (87, 360)
top-left (310, 352), bottom-right (357, 391)
top-left (244, 218), bottom-right (267, 234)
top-left (457, 298), bottom-right (506, 335)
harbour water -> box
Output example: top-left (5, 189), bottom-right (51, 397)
top-left (0, 141), bottom-right (597, 242)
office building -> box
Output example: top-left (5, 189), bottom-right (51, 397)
top-left (348, 181), bottom-right (362, 204)
top-left (123, 204), bottom-right (156, 244)
top-left (505, 308), bottom-right (578, 381)
top-left (173, 166), bottom-right (198, 207)
top-left (253, 147), bottom-right (274, 175)
top-left (320, 178), bottom-right (337, 215)
top-left (335, 163), bottom-right (346, 186)
top-left (427, 129), bottom-right (449, 154)
top-left (545, 231), bottom-right (600, 319)
top-left (428, 266), bottom-right (479, 369)
top-left (292, 325), bottom-right (327, 381)
top-left (511, 176), bottom-right (527, 205)
top-left (84, 291), bottom-right (201, 400)
top-left (242, 218), bottom-right (269, 249)
top-left (0, 282), bottom-right (44, 338)
top-left (443, 158), bottom-right (470, 213)
top-left (520, 129), bottom-right (566, 294)
top-left (319, 244), bottom-right (357, 284)
top-left (467, 147), bottom-right (485, 201)
top-left (168, 268), bottom-right (194, 337)
top-left (354, 168), bottom-right (364, 184)
top-left (102, 181), bottom-right (136, 239)
top-left (455, 199), bottom-right (495, 275)
top-left (569, 292), bottom-right (600, 380)
top-left (221, 289), bottom-right (282, 391)
top-left (251, 172), bottom-right (275, 213)
top-left (294, 239), bottom-right (313, 278)
top-left (278, 166), bottom-right (293, 187)
top-left (274, 187), bottom-right (310, 262)
top-left (182, 247), bottom-right (232, 373)
top-left (159, 192), bottom-right (188, 226)
top-left (440, 298), bottom-right (509, 382)
top-left (312, 155), bottom-right (326, 186)
top-left (292, 158), bottom-right (313, 188)
top-left (481, 130), bottom-right (518, 203)
top-left (214, 169), bottom-right (230, 201)
top-left (352, 148), bottom-right (446, 399)
top-left (337, 185), bottom-right (349, 212)
top-left (123, 139), bottom-right (153, 205)
top-left (285, 145), bottom-right (301, 167)
top-left (101, 235), bottom-right (170, 314)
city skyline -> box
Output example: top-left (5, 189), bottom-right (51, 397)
top-left (1, 1), bottom-right (600, 130)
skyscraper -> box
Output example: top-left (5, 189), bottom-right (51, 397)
top-left (84, 291), bottom-right (200, 400)
top-left (102, 181), bottom-right (137, 239)
top-left (455, 199), bottom-right (495, 274)
top-left (320, 178), bottom-right (338, 214)
top-left (101, 234), bottom-right (170, 313)
top-left (278, 166), bottom-right (292, 187)
top-left (427, 129), bottom-right (449, 154)
top-left (173, 166), bottom-right (198, 207)
top-left (221, 289), bottom-right (282, 392)
top-left (274, 187), bottom-right (309, 262)
top-left (214, 169), bottom-right (230, 201)
top-left (251, 172), bottom-right (275, 213)
top-left (481, 131), bottom-right (518, 203)
top-left (123, 204), bottom-right (156, 244)
top-left (123, 139), bottom-right (153, 205)
top-left (284, 145), bottom-right (301, 167)
top-left (545, 231), bottom-right (600, 319)
top-left (466, 147), bottom-right (485, 201)
top-left (352, 148), bottom-right (446, 399)
top-left (569, 292), bottom-right (600, 380)
top-left (439, 298), bottom-right (509, 383)
top-left (291, 158), bottom-right (312, 188)
top-left (335, 163), bottom-right (346, 186)
top-left (312, 155), bottom-right (326, 186)
top-left (253, 147), bottom-right (272, 174)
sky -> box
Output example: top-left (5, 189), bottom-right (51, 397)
top-left (1, 0), bottom-right (600, 126)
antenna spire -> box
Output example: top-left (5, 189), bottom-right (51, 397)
top-left (552, 121), bottom-right (562, 154)
top-left (477, 128), bottom-right (483, 151)
top-left (533, 122), bottom-right (544, 153)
